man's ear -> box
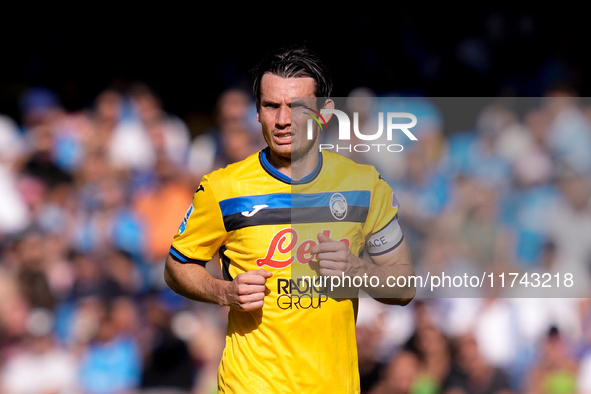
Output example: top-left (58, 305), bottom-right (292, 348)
top-left (320, 99), bottom-right (335, 123)
top-left (256, 100), bottom-right (260, 123)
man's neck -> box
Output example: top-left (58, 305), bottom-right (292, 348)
top-left (266, 147), bottom-right (319, 182)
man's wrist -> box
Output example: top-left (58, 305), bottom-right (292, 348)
top-left (215, 279), bottom-right (233, 307)
top-left (345, 255), bottom-right (371, 279)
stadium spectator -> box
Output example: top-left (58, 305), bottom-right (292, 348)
top-left (187, 88), bottom-right (262, 178)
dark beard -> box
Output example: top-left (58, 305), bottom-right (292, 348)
top-left (291, 131), bottom-right (318, 163)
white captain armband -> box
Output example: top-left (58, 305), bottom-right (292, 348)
top-left (365, 216), bottom-right (404, 256)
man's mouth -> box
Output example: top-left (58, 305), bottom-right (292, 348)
top-left (273, 132), bottom-right (292, 144)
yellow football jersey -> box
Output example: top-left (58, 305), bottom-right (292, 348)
top-left (171, 148), bottom-right (401, 394)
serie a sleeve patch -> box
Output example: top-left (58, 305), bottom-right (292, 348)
top-left (170, 175), bottom-right (228, 263)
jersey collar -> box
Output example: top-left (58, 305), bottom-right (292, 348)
top-left (259, 147), bottom-right (323, 185)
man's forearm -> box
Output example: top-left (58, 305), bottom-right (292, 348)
top-left (311, 235), bottom-right (416, 306)
top-left (357, 259), bottom-right (416, 305)
top-left (164, 254), bottom-right (230, 306)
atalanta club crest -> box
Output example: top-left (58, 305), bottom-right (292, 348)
top-left (330, 193), bottom-right (348, 220)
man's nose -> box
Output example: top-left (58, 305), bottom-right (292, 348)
top-left (276, 105), bottom-right (291, 128)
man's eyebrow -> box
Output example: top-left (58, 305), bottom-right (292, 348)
top-left (260, 98), bottom-right (279, 105)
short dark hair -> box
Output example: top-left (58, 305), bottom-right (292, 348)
top-left (252, 45), bottom-right (332, 101)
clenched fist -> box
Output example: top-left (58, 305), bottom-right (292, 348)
top-left (310, 233), bottom-right (365, 278)
top-left (225, 268), bottom-right (273, 311)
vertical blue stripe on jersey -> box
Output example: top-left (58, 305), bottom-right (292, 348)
top-left (218, 191), bottom-right (371, 217)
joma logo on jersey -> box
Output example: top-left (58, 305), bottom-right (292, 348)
top-left (256, 228), bottom-right (351, 269)
top-left (241, 204), bottom-right (268, 217)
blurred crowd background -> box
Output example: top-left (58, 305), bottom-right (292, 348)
top-left (1, 9), bottom-right (591, 394)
